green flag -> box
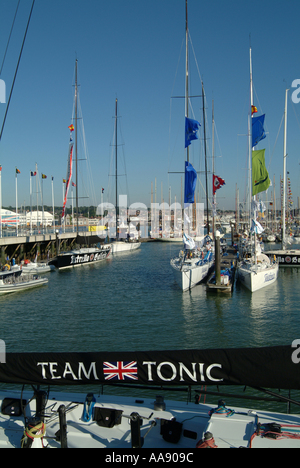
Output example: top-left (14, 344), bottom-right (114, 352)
top-left (252, 149), bottom-right (270, 195)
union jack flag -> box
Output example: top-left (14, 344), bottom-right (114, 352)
top-left (103, 361), bottom-right (138, 381)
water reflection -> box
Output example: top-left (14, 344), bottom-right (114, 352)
top-left (1, 241), bottom-right (300, 356)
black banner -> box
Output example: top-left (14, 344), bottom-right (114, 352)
top-left (0, 346), bottom-right (299, 389)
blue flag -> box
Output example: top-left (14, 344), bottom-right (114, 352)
top-left (252, 114), bottom-right (266, 147)
top-left (184, 161), bottom-right (197, 205)
top-left (185, 117), bottom-right (201, 148)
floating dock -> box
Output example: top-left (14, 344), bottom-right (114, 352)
top-left (206, 243), bottom-right (237, 294)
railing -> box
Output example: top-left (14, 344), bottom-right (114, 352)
top-left (0, 225), bottom-right (89, 239)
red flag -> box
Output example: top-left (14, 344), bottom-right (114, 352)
top-left (62, 142), bottom-right (73, 222)
top-left (213, 174), bottom-right (225, 195)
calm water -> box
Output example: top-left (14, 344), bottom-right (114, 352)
top-left (1, 240), bottom-right (300, 411)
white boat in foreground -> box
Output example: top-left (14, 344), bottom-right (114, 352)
top-left (0, 345), bottom-right (299, 448)
top-left (236, 46), bottom-right (279, 293)
top-left (1, 389), bottom-right (300, 449)
top-left (0, 273), bottom-right (48, 295)
top-left (237, 253), bottom-right (279, 292)
top-left (171, 235), bottom-right (214, 291)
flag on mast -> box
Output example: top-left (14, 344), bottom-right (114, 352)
top-left (252, 114), bottom-right (266, 147)
top-left (250, 218), bottom-right (264, 234)
top-left (185, 117), bottom-right (201, 148)
top-left (184, 161), bottom-right (197, 205)
top-left (252, 149), bottom-right (270, 195)
top-left (213, 174), bottom-right (225, 195)
top-left (61, 126), bottom-right (74, 223)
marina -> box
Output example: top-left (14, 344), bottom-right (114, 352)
top-left (0, 240), bottom-right (300, 448)
top-left (1, 0), bottom-right (300, 450)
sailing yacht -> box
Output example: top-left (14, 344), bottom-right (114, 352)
top-left (266, 89), bottom-right (300, 267)
top-left (237, 246), bottom-right (278, 292)
top-left (49, 60), bottom-right (111, 269)
top-left (236, 48), bottom-right (278, 292)
top-left (171, 233), bottom-right (214, 291)
top-left (110, 99), bottom-right (141, 254)
top-left (170, 1), bottom-right (214, 291)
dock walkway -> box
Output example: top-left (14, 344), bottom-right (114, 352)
top-left (206, 245), bottom-right (237, 293)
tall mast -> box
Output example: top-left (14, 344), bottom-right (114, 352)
top-left (212, 100), bottom-right (215, 237)
top-left (75, 59), bottom-right (78, 234)
top-left (202, 82), bottom-right (209, 235)
top-left (249, 46), bottom-right (253, 228)
top-left (115, 98), bottom-right (118, 240)
top-left (249, 45), bottom-right (258, 263)
top-left (185, 0), bottom-right (189, 163)
top-left (282, 88), bottom-right (288, 249)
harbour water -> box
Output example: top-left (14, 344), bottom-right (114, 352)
top-left (1, 239), bottom-right (300, 411)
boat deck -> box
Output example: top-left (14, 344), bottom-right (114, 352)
top-left (0, 389), bottom-right (299, 448)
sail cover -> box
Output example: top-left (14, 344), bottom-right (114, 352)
top-left (0, 346), bottom-right (299, 389)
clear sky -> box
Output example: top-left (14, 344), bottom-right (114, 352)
top-left (1, 0), bottom-right (300, 213)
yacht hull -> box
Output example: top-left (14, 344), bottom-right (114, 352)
top-left (237, 261), bottom-right (278, 292)
top-left (49, 246), bottom-right (111, 269)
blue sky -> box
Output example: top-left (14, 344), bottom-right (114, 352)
top-left (1, 0), bottom-right (300, 212)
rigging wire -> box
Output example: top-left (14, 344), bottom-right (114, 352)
top-left (118, 117), bottom-right (130, 208)
top-left (107, 103), bottom-right (130, 209)
top-left (267, 112), bottom-right (284, 171)
top-left (0, 0), bottom-right (20, 76)
top-left (77, 95), bottom-right (98, 208)
top-left (0, 0), bottom-right (35, 142)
